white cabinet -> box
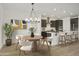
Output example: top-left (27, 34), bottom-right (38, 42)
top-left (47, 32), bottom-right (59, 46)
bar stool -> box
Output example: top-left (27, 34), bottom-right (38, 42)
top-left (75, 34), bottom-right (78, 42)
top-left (16, 35), bottom-right (21, 50)
top-left (58, 35), bottom-right (66, 46)
top-left (65, 33), bottom-right (72, 45)
top-left (71, 32), bottom-right (76, 43)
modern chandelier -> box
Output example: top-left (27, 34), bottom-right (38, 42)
top-left (29, 3), bottom-right (38, 21)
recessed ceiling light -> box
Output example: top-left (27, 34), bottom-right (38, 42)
top-left (25, 18), bottom-right (28, 21)
top-left (64, 10), bottom-right (66, 13)
top-left (53, 8), bottom-right (56, 11)
top-left (70, 13), bottom-right (73, 15)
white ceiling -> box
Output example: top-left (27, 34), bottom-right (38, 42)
top-left (1, 3), bottom-right (79, 19)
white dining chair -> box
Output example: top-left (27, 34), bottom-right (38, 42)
top-left (19, 39), bottom-right (33, 55)
top-left (16, 35), bottom-right (21, 50)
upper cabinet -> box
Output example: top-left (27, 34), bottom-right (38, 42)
top-left (41, 19), bottom-right (47, 27)
top-left (55, 20), bottom-right (63, 32)
top-left (41, 18), bottom-right (63, 32)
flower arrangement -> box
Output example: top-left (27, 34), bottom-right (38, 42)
top-left (29, 27), bottom-right (36, 37)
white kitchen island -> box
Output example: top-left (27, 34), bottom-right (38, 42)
top-left (47, 32), bottom-right (59, 46)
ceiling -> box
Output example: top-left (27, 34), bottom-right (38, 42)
top-left (1, 3), bottom-right (79, 19)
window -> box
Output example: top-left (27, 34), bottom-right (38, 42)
top-left (70, 18), bottom-right (78, 31)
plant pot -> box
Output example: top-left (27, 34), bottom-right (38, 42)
top-left (6, 39), bottom-right (12, 46)
top-left (31, 32), bottom-right (34, 37)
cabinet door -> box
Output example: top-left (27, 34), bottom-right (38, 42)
top-left (50, 21), bottom-right (55, 27)
top-left (55, 20), bottom-right (63, 32)
top-left (41, 19), bottom-right (47, 27)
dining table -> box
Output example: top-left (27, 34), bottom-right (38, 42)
top-left (21, 35), bottom-right (42, 51)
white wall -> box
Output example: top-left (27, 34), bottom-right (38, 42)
top-left (0, 4), bottom-right (79, 47)
top-left (78, 16), bottom-right (79, 39)
top-left (2, 7), bottom-right (42, 44)
top-left (0, 4), bottom-right (4, 49)
top-left (12, 17), bottom-right (41, 43)
top-left (63, 17), bottom-right (70, 32)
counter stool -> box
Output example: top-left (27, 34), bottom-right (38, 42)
top-left (58, 35), bottom-right (66, 46)
top-left (71, 32), bottom-right (76, 43)
top-left (75, 34), bottom-right (78, 42)
top-left (65, 34), bottom-right (72, 45)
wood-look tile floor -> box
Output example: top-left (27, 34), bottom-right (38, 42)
top-left (0, 41), bottom-right (79, 56)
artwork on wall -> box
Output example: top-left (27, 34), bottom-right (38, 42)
top-left (15, 20), bottom-right (19, 25)
top-left (22, 20), bottom-right (27, 29)
top-left (22, 20), bottom-right (26, 24)
top-left (11, 19), bottom-right (13, 24)
top-left (11, 18), bottom-right (40, 30)
top-left (11, 19), bottom-right (27, 30)
top-left (20, 20), bottom-right (23, 29)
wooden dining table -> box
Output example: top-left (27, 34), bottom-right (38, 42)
top-left (21, 35), bottom-right (42, 51)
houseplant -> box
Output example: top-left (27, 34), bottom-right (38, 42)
top-left (3, 23), bottom-right (14, 46)
top-left (29, 27), bottom-right (36, 37)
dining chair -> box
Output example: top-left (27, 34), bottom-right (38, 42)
top-left (40, 31), bottom-right (49, 47)
top-left (19, 40), bottom-right (33, 55)
top-left (75, 34), bottom-right (78, 41)
top-left (47, 37), bottom-right (53, 46)
top-left (16, 35), bottom-right (21, 50)
top-left (74, 31), bottom-right (78, 42)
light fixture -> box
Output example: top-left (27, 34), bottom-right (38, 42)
top-left (11, 20), bottom-right (18, 28)
top-left (47, 16), bottom-right (50, 24)
top-left (64, 10), bottom-right (66, 13)
top-left (29, 3), bottom-right (38, 21)
top-left (53, 8), bottom-right (56, 11)
top-left (70, 13), bottom-right (73, 15)
top-left (12, 23), bottom-right (18, 28)
top-left (30, 3), bottom-right (34, 18)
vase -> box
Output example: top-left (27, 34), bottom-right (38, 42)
top-left (31, 32), bottom-right (34, 37)
top-left (6, 39), bottom-right (12, 46)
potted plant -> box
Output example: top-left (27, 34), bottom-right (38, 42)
top-left (3, 23), bottom-right (14, 46)
top-left (29, 27), bottom-right (36, 37)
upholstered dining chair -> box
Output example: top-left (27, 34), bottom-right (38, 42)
top-left (16, 35), bottom-right (21, 50)
top-left (40, 31), bottom-right (49, 47)
top-left (19, 39), bottom-right (33, 55)
top-left (16, 35), bottom-right (33, 55)
top-left (47, 33), bottom-right (53, 46)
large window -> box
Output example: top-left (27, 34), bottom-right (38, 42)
top-left (70, 18), bottom-right (78, 31)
